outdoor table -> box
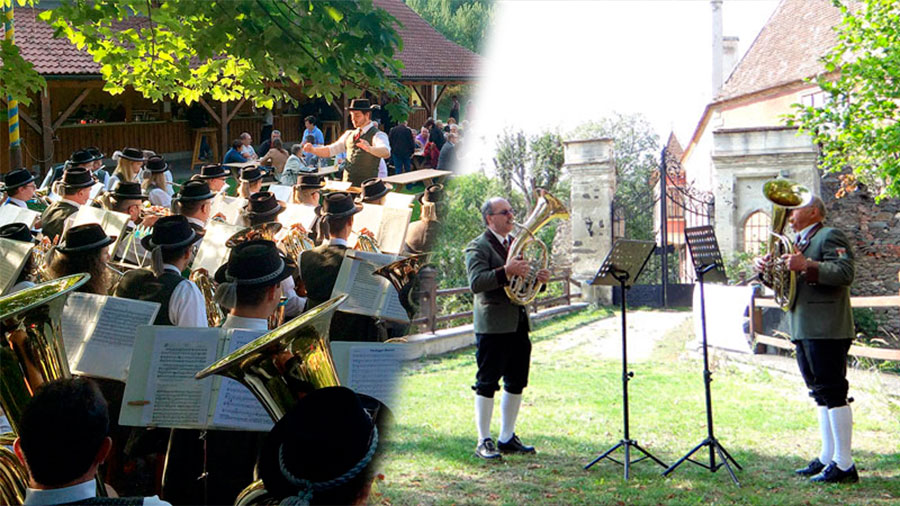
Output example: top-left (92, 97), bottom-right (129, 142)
top-left (382, 169), bottom-right (451, 187)
top-left (411, 150), bottom-right (427, 170)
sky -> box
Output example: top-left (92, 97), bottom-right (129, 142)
top-left (464, 0), bottom-right (780, 173)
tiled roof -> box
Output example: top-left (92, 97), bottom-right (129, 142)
top-left (715, 0), bottom-right (843, 101)
top-left (1, 0), bottom-right (481, 81)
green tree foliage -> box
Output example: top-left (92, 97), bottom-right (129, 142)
top-left (492, 129), bottom-right (565, 206)
top-left (2, 0), bottom-right (407, 112)
top-left (569, 112), bottom-right (660, 241)
top-left (0, 1), bottom-right (46, 107)
top-left (404, 0), bottom-right (494, 53)
top-left (786, 0), bottom-right (900, 199)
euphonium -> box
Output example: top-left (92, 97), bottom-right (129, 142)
top-left (505, 189), bottom-right (569, 305)
top-left (195, 295), bottom-right (348, 506)
top-left (761, 179), bottom-right (812, 311)
top-left (0, 274), bottom-right (107, 503)
top-left (189, 268), bottom-right (225, 328)
top-left (354, 228), bottom-right (381, 254)
top-left (278, 223), bottom-right (314, 261)
top-left (226, 222), bottom-right (283, 248)
top-left (373, 253), bottom-right (429, 319)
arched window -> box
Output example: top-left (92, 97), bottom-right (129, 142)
top-left (743, 211), bottom-right (770, 254)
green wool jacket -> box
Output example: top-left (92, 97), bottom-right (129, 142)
top-left (464, 230), bottom-right (530, 334)
top-left (40, 200), bottom-right (79, 242)
top-left (789, 223), bottom-right (855, 341)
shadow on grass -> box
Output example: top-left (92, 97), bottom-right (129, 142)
top-left (380, 428), bottom-right (900, 505)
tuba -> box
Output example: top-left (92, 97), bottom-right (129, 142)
top-left (505, 189), bottom-right (569, 305)
top-left (195, 295), bottom-right (348, 506)
top-left (373, 254), bottom-right (430, 319)
top-left (0, 274), bottom-right (106, 503)
top-left (189, 268), bottom-right (225, 328)
top-left (761, 179), bottom-right (812, 310)
top-left (278, 223), bottom-right (315, 262)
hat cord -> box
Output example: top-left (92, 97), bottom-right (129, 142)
top-left (277, 426), bottom-right (379, 506)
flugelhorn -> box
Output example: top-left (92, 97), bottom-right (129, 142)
top-left (505, 189), bottom-right (569, 305)
top-left (373, 254), bottom-right (429, 319)
top-left (761, 178), bottom-right (812, 310)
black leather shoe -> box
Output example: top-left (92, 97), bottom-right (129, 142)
top-left (810, 462), bottom-right (859, 484)
top-left (497, 434), bottom-right (536, 454)
top-left (795, 458), bottom-right (826, 476)
top-left (475, 438), bottom-right (501, 460)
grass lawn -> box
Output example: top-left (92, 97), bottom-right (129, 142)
top-left (375, 308), bottom-right (900, 505)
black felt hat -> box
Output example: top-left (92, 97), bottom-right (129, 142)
top-left (60, 167), bottom-right (97, 189)
top-left (57, 223), bottom-right (115, 254)
top-left (197, 164), bottom-right (229, 180)
top-left (175, 180), bottom-right (215, 202)
top-left (258, 386), bottom-right (378, 501)
top-left (239, 166), bottom-right (264, 183)
top-left (297, 174), bottom-right (325, 189)
top-left (144, 156), bottom-right (168, 173)
top-left (244, 191), bottom-right (285, 219)
top-left (357, 178), bottom-right (392, 203)
top-left (2, 168), bottom-right (35, 191)
top-left (111, 181), bottom-right (147, 201)
top-left (69, 149), bottom-right (95, 166)
top-left (348, 98), bottom-right (376, 112)
top-left (86, 147), bottom-right (105, 161)
top-left (0, 222), bottom-right (37, 243)
top-left (321, 192), bottom-right (362, 218)
top-left (119, 147), bottom-right (145, 162)
top-left (141, 214), bottom-right (204, 251)
top-left (214, 239), bottom-right (294, 287)
top-left (417, 184), bottom-right (444, 204)
top-left (113, 269), bottom-right (163, 302)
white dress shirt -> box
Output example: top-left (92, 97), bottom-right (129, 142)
top-left (222, 313), bottom-right (268, 331)
top-left (24, 479), bottom-right (171, 506)
top-left (326, 122), bottom-right (390, 157)
top-left (5, 196), bottom-right (28, 208)
top-left (11, 280), bottom-right (36, 294)
top-left (489, 228), bottom-right (510, 248)
top-left (163, 264), bottom-right (208, 327)
top-left (148, 187), bottom-right (172, 208)
top-left (185, 216), bottom-right (207, 230)
top-left (324, 237), bottom-right (350, 247)
top-left (280, 275), bottom-right (307, 318)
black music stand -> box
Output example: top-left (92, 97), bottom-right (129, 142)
top-left (584, 239), bottom-right (667, 479)
top-left (662, 225), bottom-right (742, 485)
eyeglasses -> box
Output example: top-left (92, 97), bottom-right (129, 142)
top-left (490, 209), bottom-right (513, 217)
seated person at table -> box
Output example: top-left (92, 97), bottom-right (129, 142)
top-left (13, 378), bottom-right (170, 506)
top-left (223, 139), bottom-right (247, 165)
top-left (239, 132), bottom-right (258, 161)
top-left (301, 135), bottom-right (320, 168)
top-left (48, 223), bottom-right (115, 295)
top-left (260, 137), bottom-right (290, 177)
top-left (423, 139), bottom-right (440, 169)
top-left (282, 144), bottom-right (306, 186)
top-left (257, 129), bottom-right (281, 157)
top-left (0, 222), bottom-right (38, 293)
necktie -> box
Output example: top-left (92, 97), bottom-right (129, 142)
top-left (353, 129), bottom-right (362, 142)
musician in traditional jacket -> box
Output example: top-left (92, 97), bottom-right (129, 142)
top-left (753, 196), bottom-right (858, 483)
top-left (40, 167), bottom-right (96, 242)
top-left (2, 168), bottom-right (36, 208)
top-left (356, 177), bottom-right (392, 206)
top-left (292, 175), bottom-right (325, 244)
top-left (299, 192), bottom-right (380, 342)
top-left (48, 223), bottom-right (115, 295)
top-left (194, 163), bottom-right (230, 194)
top-left (140, 215), bottom-right (207, 327)
top-left (0, 222), bottom-right (37, 293)
top-left (403, 184), bottom-right (444, 255)
top-left (464, 197), bottom-right (549, 460)
top-left (302, 99), bottom-right (391, 187)
top-left (173, 179), bottom-right (215, 232)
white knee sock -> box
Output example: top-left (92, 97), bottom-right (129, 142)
top-left (829, 405), bottom-right (854, 470)
top-left (498, 391), bottom-right (522, 443)
top-left (475, 395), bottom-right (494, 442)
top-left (817, 406), bottom-right (834, 464)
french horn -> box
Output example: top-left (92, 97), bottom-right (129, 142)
top-left (505, 189), bottom-right (569, 305)
top-left (761, 179), bottom-right (812, 310)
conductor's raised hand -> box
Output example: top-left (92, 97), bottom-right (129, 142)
top-left (302, 142), bottom-right (315, 153)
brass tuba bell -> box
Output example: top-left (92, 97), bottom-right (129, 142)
top-left (226, 222), bottom-right (283, 248)
top-left (761, 179), bottom-right (812, 311)
top-left (373, 253), bottom-right (430, 319)
top-left (505, 189), bottom-right (569, 305)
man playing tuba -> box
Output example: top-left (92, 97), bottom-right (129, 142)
top-left (464, 197), bottom-right (549, 460)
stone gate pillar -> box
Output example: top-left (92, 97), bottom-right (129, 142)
top-left (564, 138), bottom-right (616, 304)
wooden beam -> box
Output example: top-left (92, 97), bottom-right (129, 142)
top-left (40, 90), bottom-right (54, 174)
top-left (755, 334), bottom-right (900, 362)
top-left (0, 96), bottom-right (41, 135)
top-left (46, 80), bottom-right (106, 89)
top-left (410, 85), bottom-right (429, 116)
top-left (224, 98), bottom-right (246, 124)
top-left (52, 88), bottom-right (91, 131)
top-left (219, 102), bottom-right (228, 157)
top-left (756, 295), bottom-right (900, 309)
top-left (198, 97), bottom-right (221, 124)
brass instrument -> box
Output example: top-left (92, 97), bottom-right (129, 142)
top-left (761, 179), bottom-right (812, 310)
top-left (0, 274), bottom-right (106, 503)
top-left (278, 223), bottom-right (315, 260)
top-left (505, 189), bottom-right (569, 305)
top-left (226, 222), bottom-right (283, 248)
top-left (190, 268), bottom-right (225, 328)
top-left (354, 228), bottom-right (381, 254)
top-left (195, 295), bottom-right (348, 505)
top-left (373, 254), bottom-right (430, 319)
top-left (29, 237), bottom-right (56, 284)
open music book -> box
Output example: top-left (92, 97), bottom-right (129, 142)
top-left (210, 193), bottom-right (246, 226)
top-left (0, 205), bottom-right (40, 229)
top-left (278, 203), bottom-right (317, 231)
top-left (266, 184), bottom-right (293, 203)
top-left (61, 293), bottom-right (160, 381)
top-left (0, 237), bottom-right (34, 295)
top-left (70, 206), bottom-right (131, 248)
top-left (383, 191), bottom-right (415, 209)
top-left (330, 341), bottom-right (410, 410)
top-left (120, 326), bottom-right (273, 431)
top-left (349, 203), bottom-right (411, 254)
top-left (191, 220), bottom-right (244, 276)
top-left (332, 250), bottom-right (409, 323)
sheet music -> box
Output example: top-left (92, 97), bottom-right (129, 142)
top-left (324, 181), bottom-right (351, 192)
top-left (267, 185), bottom-right (293, 203)
top-left (377, 207), bottom-right (412, 254)
top-left (333, 251), bottom-right (409, 323)
top-left (71, 206), bottom-right (130, 241)
top-left (141, 329), bottom-right (219, 427)
top-left (62, 293), bottom-right (105, 364)
top-left (191, 220), bottom-right (243, 275)
top-left (211, 329), bottom-right (274, 431)
top-left (88, 182), bottom-right (105, 202)
top-left (278, 203), bottom-right (317, 231)
top-left (68, 294), bottom-right (160, 381)
top-left (210, 193), bottom-right (245, 225)
top-left (0, 238), bottom-right (33, 295)
top-left (0, 205), bottom-right (40, 228)
top-left (384, 192), bottom-right (415, 209)
top-left (330, 343), bottom-right (407, 410)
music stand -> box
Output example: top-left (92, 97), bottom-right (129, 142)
top-left (584, 239), bottom-right (667, 479)
top-left (662, 225), bottom-right (742, 485)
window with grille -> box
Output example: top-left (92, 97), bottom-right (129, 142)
top-left (743, 211), bottom-right (770, 254)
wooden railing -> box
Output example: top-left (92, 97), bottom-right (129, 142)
top-left (749, 293), bottom-right (900, 362)
top-left (410, 268), bottom-right (584, 334)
